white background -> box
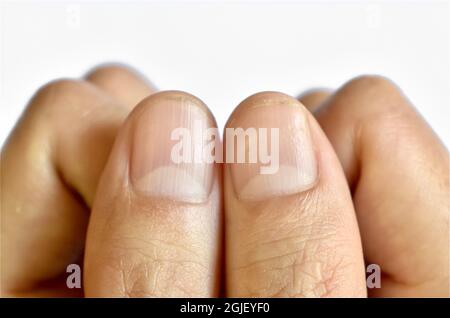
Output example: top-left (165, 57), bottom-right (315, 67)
top-left (1, 0), bottom-right (449, 147)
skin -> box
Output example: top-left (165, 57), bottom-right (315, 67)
top-left (0, 64), bottom-right (448, 297)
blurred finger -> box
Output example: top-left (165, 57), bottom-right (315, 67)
top-left (1, 79), bottom-right (128, 296)
top-left (314, 75), bottom-right (449, 297)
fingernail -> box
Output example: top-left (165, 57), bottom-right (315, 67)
top-left (130, 92), bottom-right (215, 203)
top-left (228, 92), bottom-right (317, 201)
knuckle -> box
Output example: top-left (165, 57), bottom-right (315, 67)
top-left (34, 78), bottom-right (87, 103)
top-left (339, 74), bottom-right (410, 114)
top-left (332, 74), bottom-right (418, 138)
top-left (345, 74), bottom-right (399, 95)
top-left (27, 79), bottom-right (96, 119)
top-left (86, 64), bottom-right (139, 82)
top-left (3, 79), bottom-right (95, 159)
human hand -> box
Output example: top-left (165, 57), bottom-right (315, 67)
top-left (1, 65), bottom-right (448, 297)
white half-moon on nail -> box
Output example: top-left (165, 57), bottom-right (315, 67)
top-left (238, 164), bottom-right (317, 201)
top-left (133, 165), bottom-right (209, 203)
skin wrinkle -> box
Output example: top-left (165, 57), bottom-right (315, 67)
top-left (104, 241), bottom-right (210, 297)
top-left (101, 206), bottom-right (211, 269)
top-left (123, 236), bottom-right (203, 259)
top-left (233, 240), bottom-right (350, 298)
top-left (88, 194), bottom-right (206, 296)
top-left (231, 210), bottom-right (352, 297)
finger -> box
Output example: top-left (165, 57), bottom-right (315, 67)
top-left (224, 92), bottom-right (366, 297)
top-left (313, 75), bottom-right (449, 297)
top-left (85, 64), bottom-right (156, 107)
top-left (1, 79), bottom-right (128, 296)
top-left (298, 89), bottom-right (332, 112)
top-left (84, 91), bottom-right (222, 297)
